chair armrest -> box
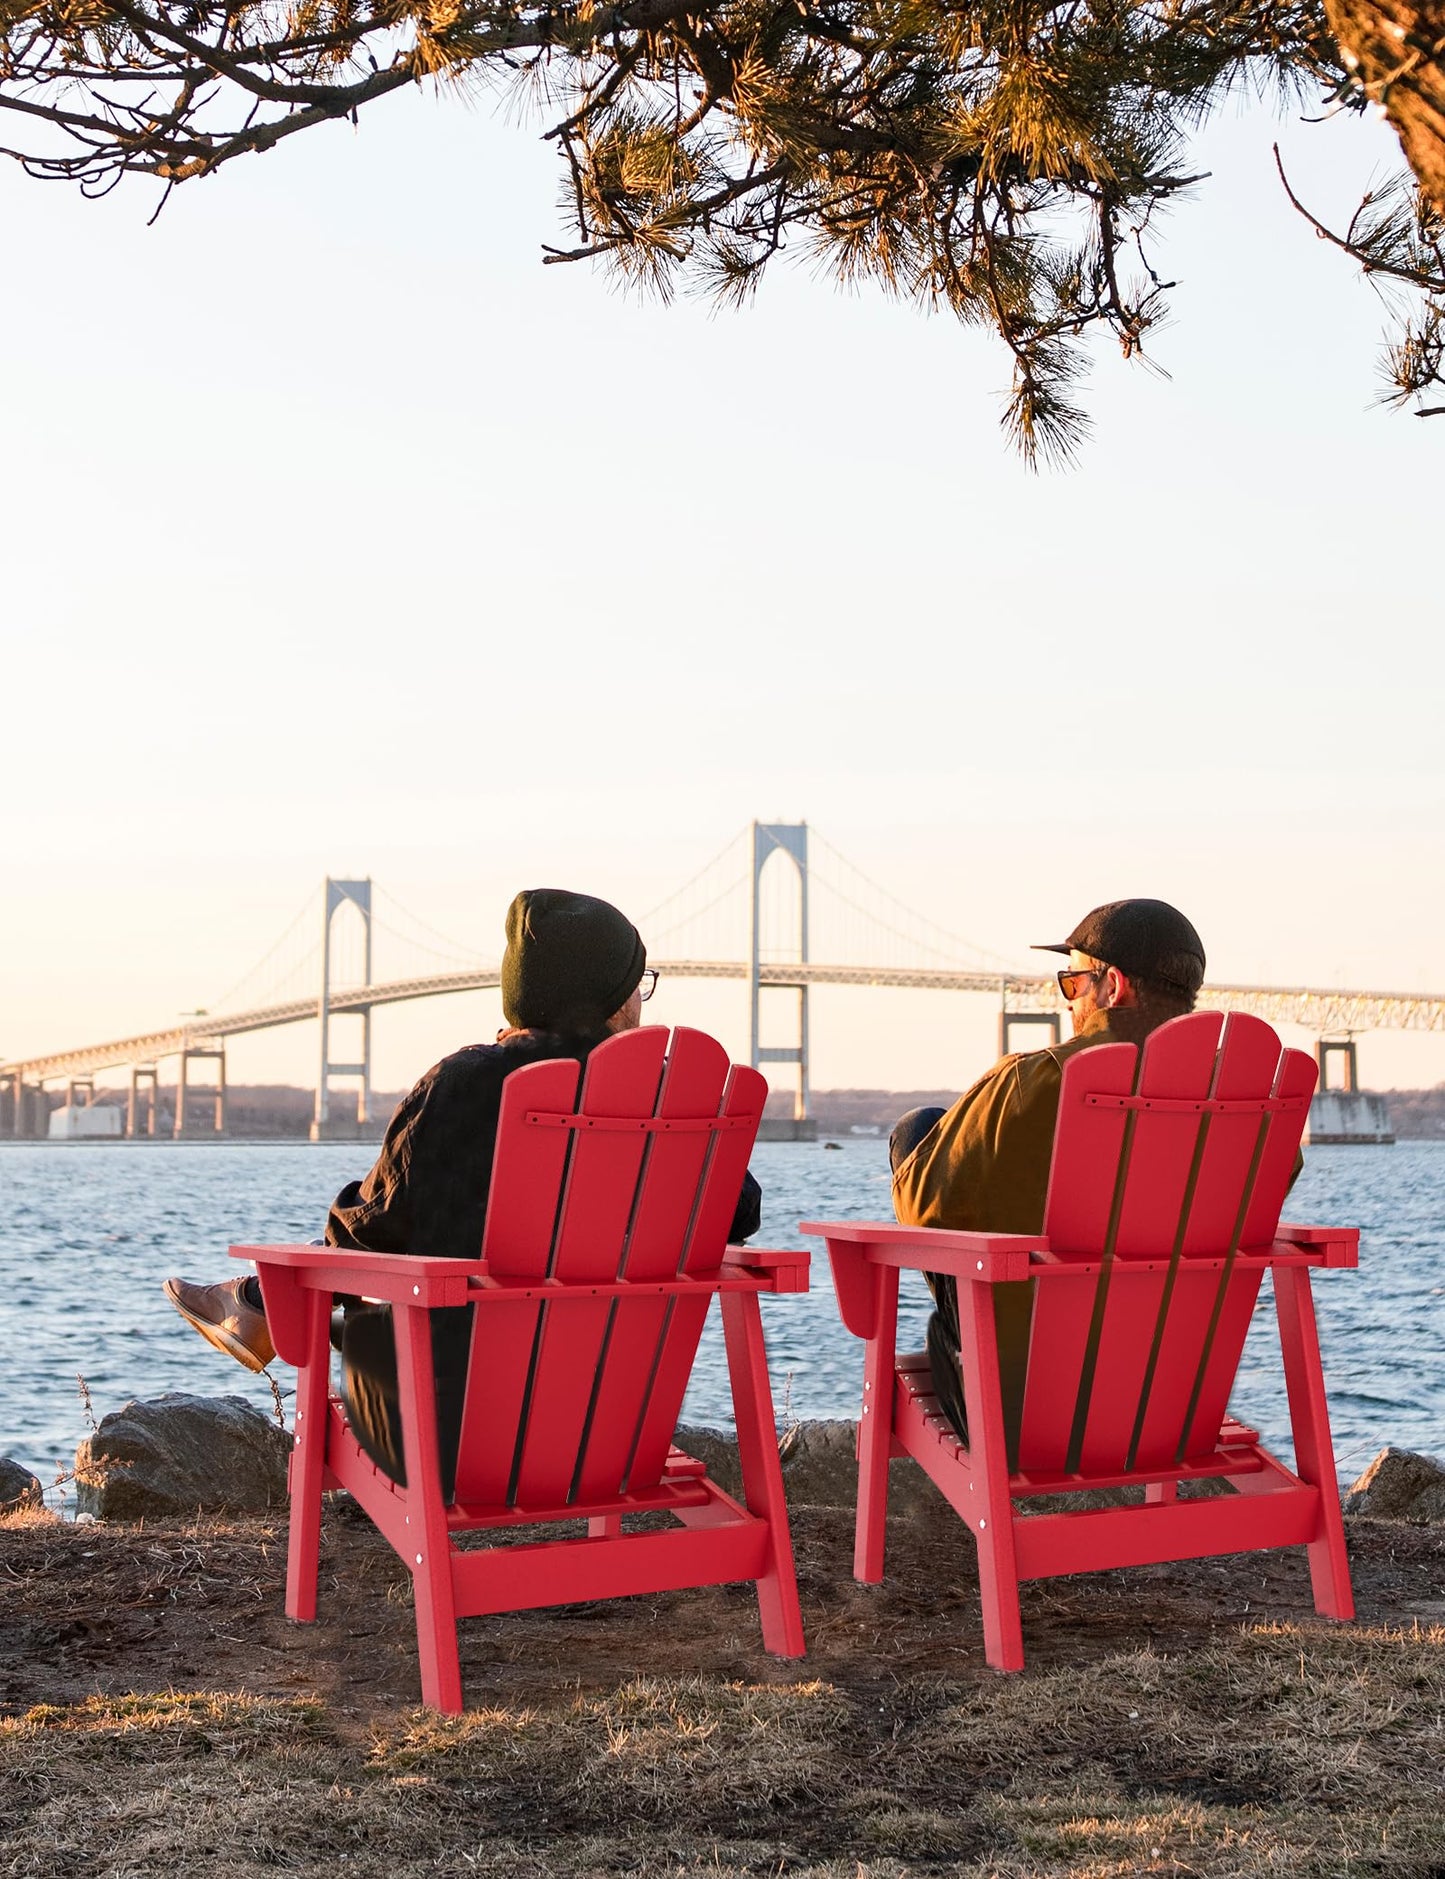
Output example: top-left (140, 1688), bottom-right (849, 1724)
top-left (230, 1243), bottom-right (477, 1307)
top-left (721, 1244), bottom-right (810, 1294)
top-left (800, 1220), bottom-right (1047, 1282)
top-left (1274, 1223), bottom-right (1361, 1269)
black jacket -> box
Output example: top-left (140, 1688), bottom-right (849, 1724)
top-left (327, 1026), bottom-right (761, 1256)
top-left (324, 1027), bottom-right (762, 1491)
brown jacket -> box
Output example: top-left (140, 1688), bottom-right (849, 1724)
top-left (891, 1007), bottom-right (1175, 1449)
top-left (891, 1007), bottom-right (1300, 1452)
top-left (891, 1007), bottom-right (1157, 1235)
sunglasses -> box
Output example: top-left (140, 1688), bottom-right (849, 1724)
top-left (1056, 965), bottom-right (1108, 1001)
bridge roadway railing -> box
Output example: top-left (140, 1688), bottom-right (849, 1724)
top-left (4, 963), bottom-right (1444, 1086)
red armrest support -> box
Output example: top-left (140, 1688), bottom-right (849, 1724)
top-left (721, 1244), bottom-right (811, 1294)
top-left (800, 1220), bottom-right (1046, 1282)
top-left (1275, 1223), bottom-right (1361, 1268)
top-left (800, 1220), bottom-right (1048, 1340)
top-left (230, 1243), bottom-right (476, 1306)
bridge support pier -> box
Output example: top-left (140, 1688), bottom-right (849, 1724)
top-left (1316, 1036), bottom-right (1358, 1092)
top-left (312, 877), bottom-right (374, 1141)
top-left (175, 1045), bottom-right (226, 1137)
top-left (8, 1078), bottom-right (47, 1138)
top-left (1305, 1034), bottom-right (1394, 1144)
top-left (4, 1072), bottom-right (40, 1138)
top-left (999, 1009), bottom-right (1061, 1056)
top-left (128, 1065), bottom-right (160, 1138)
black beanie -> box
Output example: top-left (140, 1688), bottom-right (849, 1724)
top-left (501, 889), bottom-right (647, 1032)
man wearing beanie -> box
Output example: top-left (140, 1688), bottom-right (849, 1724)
top-left (889, 898), bottom-right (1211, 1454)
top-left (164, 888), bottom-right (762, 1496)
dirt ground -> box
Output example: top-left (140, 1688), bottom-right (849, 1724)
top-left (3, 1489), bottom-right (1445, 1876)
top-left (2, 1495), bottom-right (1442, 1719)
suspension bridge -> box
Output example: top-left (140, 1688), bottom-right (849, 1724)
top-left (4, 822), bottom-right (1441, 1140)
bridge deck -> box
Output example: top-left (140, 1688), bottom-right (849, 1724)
top-left (5, 964), bottom-right (1443, 1083)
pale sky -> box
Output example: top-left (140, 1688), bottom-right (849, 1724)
top-left (2, 79), bottom-right (1442, 1100)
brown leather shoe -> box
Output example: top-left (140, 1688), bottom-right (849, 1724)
top-left (163, 1276), bottom-right (276, 1372)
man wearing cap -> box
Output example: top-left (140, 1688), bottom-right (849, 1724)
top-left (164, 888), bottom-right (762, 1495)
top-left (890, 899), bottom-right (1208, 1449)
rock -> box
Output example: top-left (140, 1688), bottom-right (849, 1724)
top-left (74, 1393), bottom-right (289, 1520)
top-left (0, 1457), bottom-right (44, 1513)
top-left (1345, 1446), bottom-right (1445, 1521)
top-left (779, 1419), bottom-right (863, 1507)
top-left (673, 1418), bottom-right (941, 1516)
top-left (674, 1424), bottom-right (745, 1499)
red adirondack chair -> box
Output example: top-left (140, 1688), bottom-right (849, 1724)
top-left (803, 1011), bottom-right (1358, 1671)
top-left (232, 1026), bottom-right (807, 1711)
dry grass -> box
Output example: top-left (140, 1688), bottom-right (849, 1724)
top-left (4, 1628), bottom-right (1445, 1875)
top-left (4, 1506), bottom-right (1445, 1875)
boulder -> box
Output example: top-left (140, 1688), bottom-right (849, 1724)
top-left (779, 1418), bottom-right (865, 1508)
top-left (674, 1423), bottom-right (745, 1499)
top-left (0, 1457), bottom-right (44, 1513)
top-left (74, 1393), bottom-right (289, 1520)
top-left (674, 1418), bottom-right (940, 1516)
top-left (1345, 1446), bottom-right (1445, 1522)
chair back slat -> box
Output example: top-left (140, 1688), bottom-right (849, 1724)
top-left (618, 1029), bottom-right (733, 1282)
top-left (478, 1057), bottom-right (587, 1279)
top-left (1015, 1273), bottom-right (1096, 1470)
top-left (1241, 1047), bottom-right (1317, 1247)
top-left (1181, 1014), bottom-right (1286, 1252)
top-left (1039, 1044), bottom-right (1138, 1252)
top-left (1181, 1266), bottom-right (1266, 1455)
top-left (1112, 1012), bottom-right (1224, 1255)
top-left (1166, 1015), bottom-right (1305, 1461)
top-left (1018, 1012), bottom-right (1312, 1478)
top-left (1077, 1268), bottom-right (1171, 1472)
top-left (572, 1029), bottom-right (733, 1501)
top-left (678, 1060), bottom-right (768, 1274)
top-left (625, 1062), bottom-right (768, 1489)
top-left (512, 1029), bottom-right (670, 1506)
top-left (452, 1057), bottom-right (584, 1504)
top-left (1127, 1264), bottom-right (1251, 1470)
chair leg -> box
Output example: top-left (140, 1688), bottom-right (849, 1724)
top-left (588, 1514), bottom-right (623, 1538)
top-left (393, 1303), bottom-right (465, 1711)
top-left (854, 1269), bottom-right (899, 1585)
top-left (284, 1292), bottom-right (334, 1624)
top-left (1274, 1266), bottom-right (1355, 1621)
top-left (721, 1290), bottom-right (805, 1658)
top-left (975, 1521), bottom-right (1026, 1673)
top-left (1145, 1480), bottom-right (1178, 1505)
top-left (413, 1555), bottom-right (464, 1714)
top-left (957, 1278), bottom-right (1025, 1672)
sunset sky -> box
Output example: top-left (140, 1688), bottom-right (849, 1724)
top-left (3, 81), bottom-right (1442, 1100)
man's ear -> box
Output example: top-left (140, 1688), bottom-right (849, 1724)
top-left (1105, 966), bottom-right (1137, 1010)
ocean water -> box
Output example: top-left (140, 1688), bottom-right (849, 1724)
top-left (1, 1137), bottom-right (1441, 1498)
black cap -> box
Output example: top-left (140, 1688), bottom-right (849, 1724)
top-left (1033, 899), bottom-right (1206, 997)
top-left (501, 889), bottom-right (646, 1031)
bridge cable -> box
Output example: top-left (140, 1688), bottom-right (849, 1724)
top-left (205, 890), bottom-right (322, 1013)
top-left (808, 827), bottom-right (1019, 970)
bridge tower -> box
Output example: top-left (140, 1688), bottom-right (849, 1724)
top-left (312, 877), bottom-right (374, 1142)
top-left (750, 822), bottom-right (813, 1135)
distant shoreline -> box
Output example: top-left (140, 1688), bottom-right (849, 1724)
top-left (8, 1078), bottom-right (1445, 1142)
